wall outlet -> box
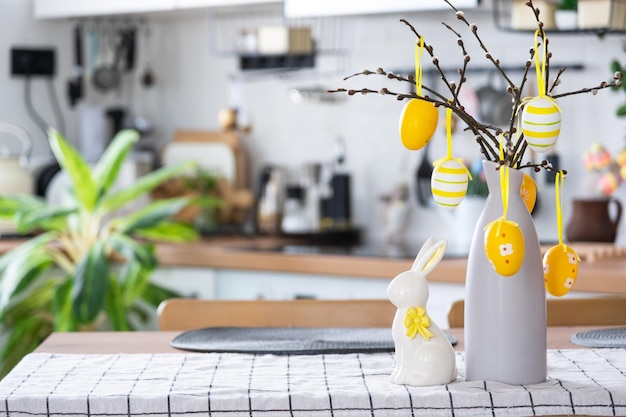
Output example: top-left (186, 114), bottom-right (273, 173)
top-left (10, 48), bottom-right (55, 76)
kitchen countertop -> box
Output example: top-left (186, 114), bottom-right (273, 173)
top-left (2, 236), bottom-right (626, 294)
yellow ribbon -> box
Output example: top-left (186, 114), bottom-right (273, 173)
top-left (432, 108), bottom-right (472, 180)
top-left (555, 171), bottom-right (565, 250)
top-left (484, 135), bottom-right (518, 236)
top-left (415, 36), bottom-right (424, 97)
top-left (534, 29), bottom-right (547, 97)
top-left (499, 135), bottom-right (510, 221)
top-left (515, 30), bottom-right (561, 122)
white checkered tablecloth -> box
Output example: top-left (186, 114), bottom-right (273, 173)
top-left (1, 349), bottom-right (625, 417)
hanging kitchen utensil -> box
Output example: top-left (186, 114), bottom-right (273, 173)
top-left (476, 70), bottom-right (511, 126)
top-left (123, 27), bottom-right (136, 72)
top-left (92, 28), bottom-right (121, 93)
top-left (67, 24), bottom-right (83, 107)
top-left (140, 22), bottom-right (156, 88)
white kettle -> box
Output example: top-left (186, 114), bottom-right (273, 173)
top-left (0, 122), bottom-right (34, 235)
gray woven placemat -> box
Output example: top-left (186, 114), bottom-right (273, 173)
top-left (171, 327), bottom-right (457, 354)
top-left (570, 327), bottom-right (626, 348)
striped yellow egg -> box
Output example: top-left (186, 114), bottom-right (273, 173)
top-left (521, 97), bottom-right (561, 154)
top-left (399, 98), bottom-right (439, 151)
top-left (431, 159), bottom-right (469, 208)
top-left (543, 245), bottom-right (579, 296)
top-left (484, 218), bottom-right (525, 277)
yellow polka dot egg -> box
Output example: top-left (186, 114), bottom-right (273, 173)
top-left (399, 98), bottom-right (438, 151)
top-left (543, 244), bottom-right (579, 297)
top-left (484, 218), bottom-right (525, 277)
top-left (521, 97), bottom-right (561, 154)
top-left (431, 159), bottom-right (469, 208)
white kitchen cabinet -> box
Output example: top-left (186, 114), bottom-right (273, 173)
top-left (177, 0), bottom-right (280, 9)
top-left (34, 0), bottom-right (280, 19)
top-left (284, 0), bottom-right (478, 18)
top-left (150, 267), bottom-right (217, 299)
top-left (34, 0), bottom-right (177, 18)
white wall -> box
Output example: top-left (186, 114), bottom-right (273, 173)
top-left (5, 1), bottom-right (626, 253)
top-left (0, 0), bottom-right (76, 159)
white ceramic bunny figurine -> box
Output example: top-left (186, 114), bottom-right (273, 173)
top-left (387, 237), bottom-right (458, 386)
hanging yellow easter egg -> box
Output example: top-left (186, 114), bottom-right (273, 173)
top-left (543, 245), bottom-right (579, 296)
top-left (431, 159), bottom-right (469, 208)
top-left (521, 97), bottom-right (561, 154)
top-left (520, 173), bottom-right (537, 213)
top-left (399, 98), bottom-right (438, 151)
top-left (484, 218), bottom-right (525, 276)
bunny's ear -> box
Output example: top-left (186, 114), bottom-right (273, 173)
top-left (411, 237), bottom-right (436, 271)
top-left (412, 240), bottom-right (447, 275)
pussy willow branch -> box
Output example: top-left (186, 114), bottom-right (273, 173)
top-left (441, 21), bottom-right (471, 105)
top-left (509, 57), bottom-right (535, 168)
top-left (400, 18), bottom-right (500, 153)
top-left (329, 1), bottom-right (623, 169)
top-left (330, 68), bottom-right (501, 159)
top-left (549, 67), bottom-right (566, 94)
top-left (399, 18), bottom-right (459, 102)
top-left (552, 80), bottom-right (616, 99)
top-left (444, 0), bottom-right (517, 90)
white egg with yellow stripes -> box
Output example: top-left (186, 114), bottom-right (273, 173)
top-left (431, 159), bottom-right (470, 208)
top-left (521, 97), bottom-right (561, 154)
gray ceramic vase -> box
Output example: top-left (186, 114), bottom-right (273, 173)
top-left (464, 160), bottom-right (547, 384)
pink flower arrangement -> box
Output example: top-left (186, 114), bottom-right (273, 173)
top-left (583, 142), bottom-right (626, 196)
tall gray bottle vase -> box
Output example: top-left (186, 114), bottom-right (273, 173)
top-left (464, 160), bottom-right (547, 385)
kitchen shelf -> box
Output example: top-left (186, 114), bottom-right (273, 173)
top-left (239, 53), bottom-right (315, 70)
top-left (208, 6), bottom-right (351, 72)
top-left (493, 0), bottom-right (626, 37)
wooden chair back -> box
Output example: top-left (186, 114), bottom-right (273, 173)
top-left (447, 296), bottom-right (626, 328)
top-left (158, 298), bottom-right (397, 331)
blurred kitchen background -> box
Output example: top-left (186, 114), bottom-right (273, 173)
top-left (2, 0), bottom-right (626, 255)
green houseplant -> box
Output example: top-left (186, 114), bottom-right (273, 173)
top-left (0, 129), bottom-right (217, 377)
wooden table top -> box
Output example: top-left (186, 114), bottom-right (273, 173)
top-left (35, 326), bottom-right (603, 355)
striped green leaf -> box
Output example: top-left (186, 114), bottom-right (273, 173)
top-left (141, 281), bottom-right (181, 308)
top-left (52, 280), bottom-right (77, 332)
top-left (48, 129), bottom-right (97, 211)
top-left (105, 277), bottom-right (130, 331)
top-left (132, 221), bottom-right (199, 243)
top-left (99, 162), bottom-right (196, 212)
top-left (0, 195), bottom-right (47, 218)
top-left (71, 242), bottom-right (110, 324)
top-left (117, 260), bottom-right (151, 307)
top-left (0, 233), bottom-right (57, 312)
top-left (114, 197), bottom-right (192, 234)
top-left (15, 206), bottom-right (77, 234)
top-left (93, 129), bottom-right (139, 199)
top-left (108, 234), bottom-right (157, 270)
